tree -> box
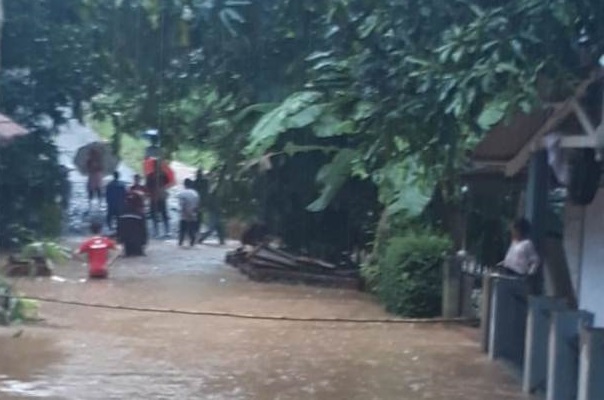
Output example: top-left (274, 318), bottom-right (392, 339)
top-left (0, 0), bottom-right (4, 72)
top-left (0, 0), bottom-right (117, 245)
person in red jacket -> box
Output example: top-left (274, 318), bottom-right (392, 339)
top-left (77, 222), bottom-right (121, 279)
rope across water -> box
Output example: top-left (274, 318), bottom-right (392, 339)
top-left (5, 294), bottom-right (477, 325)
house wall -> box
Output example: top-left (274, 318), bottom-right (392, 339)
top-left (564, 189), bottom-right (604, 326)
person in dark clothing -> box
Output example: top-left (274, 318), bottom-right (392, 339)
top-left (193, 169), bottom-right (208, 233)
top-left (145, 160), bottom-right (170, 237)
top-left (128, 174), bottom-right (147, 216)
top-left (105, 171), bottom-right (127, 230)
top-left (117, 195), bottom-right (148, 257)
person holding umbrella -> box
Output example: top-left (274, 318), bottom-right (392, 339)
top-left (74, 141), bottom-right (119, 211)
top-left (86, 147), bottom-right (104, 209)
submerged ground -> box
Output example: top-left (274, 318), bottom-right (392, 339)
top-left (0, 239), bottom-right (531, 400)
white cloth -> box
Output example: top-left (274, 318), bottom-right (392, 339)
top-left (177, 189), bottom-right (200, 222)
top-left (544, 132), bottom-right (569, 185)
top-left (503, 239), bottom-right (540, 275)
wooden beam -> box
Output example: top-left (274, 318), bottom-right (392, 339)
top-left (571, 100), bottom-right (597, 137)
top-left (505, 71), bottom-right (604, 177)
top-left (505, 101), bottom-right (574, 176)
top-left (560, 135), bottom-right (597, 148)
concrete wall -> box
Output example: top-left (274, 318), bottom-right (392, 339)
top-left (564, 189), bottom-right (604, 326)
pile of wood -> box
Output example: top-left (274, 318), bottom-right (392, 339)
top-left (2, 255), bottom-right (52, 277)
top-left (226, 245), bottom-right (361, 290)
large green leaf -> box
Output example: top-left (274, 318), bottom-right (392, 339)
top-left (477, 99), bottom-right (509, 130)
top-left (284, 104), bottom-right (327, 129)
top-left (245, 91), bottom-right (324, 156)
top-left (313, 112), bottom-right (356, 138)
top-left (307, 149), bottom-right (361, 212)
top-left (358, 14), bottom-right (379, 39)
top-left (375, 160), bottom-right (434, 218)
top-left (282, 142), bottom-right (339, 157)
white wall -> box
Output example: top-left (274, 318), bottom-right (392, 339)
top-left (564, 189), bottom-right (604, 326)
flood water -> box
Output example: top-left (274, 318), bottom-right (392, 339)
top-left (1, 240), bottom-right (530, 400)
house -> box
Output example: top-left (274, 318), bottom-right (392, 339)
top-left (472, 70), bottom-right (604, 400)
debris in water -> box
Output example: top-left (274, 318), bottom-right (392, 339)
top-left (226, 245), bottom-right (361, 289)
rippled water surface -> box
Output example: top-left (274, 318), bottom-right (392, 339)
top-left (0, 240), bottom-right (530, 400)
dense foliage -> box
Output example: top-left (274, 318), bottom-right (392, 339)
top-left (0, 0), bottom-right (111, 246)
top-left (3, 0), bottom-right (604, 314)
top-left (0, 133), bottom-right (64, 247)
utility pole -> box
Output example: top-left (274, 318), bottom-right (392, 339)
top-left (0, 0), bottom-right (4, 74)
top-left (111, 112), bottom-right (122, 160)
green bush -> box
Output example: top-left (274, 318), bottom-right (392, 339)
top-left (376, 233), bottom-right (451, 318)
top-left (0, 132), bottom-right (64, 249)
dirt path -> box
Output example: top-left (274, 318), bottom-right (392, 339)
top-left (0, 240), bottom-right (531, 400)
top-left (55, 118), bottom-right (198, 235)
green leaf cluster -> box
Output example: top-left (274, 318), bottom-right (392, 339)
top-left (371, 232), bottom-right (451, 317)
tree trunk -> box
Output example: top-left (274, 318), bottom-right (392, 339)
top-left (0, 0), bottom-right (4, 73)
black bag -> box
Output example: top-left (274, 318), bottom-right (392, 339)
top-left (568, 148), bottom-right (602, 206)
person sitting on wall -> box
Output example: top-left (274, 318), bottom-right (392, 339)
top-left (498, 218), bottom-right (540, 286)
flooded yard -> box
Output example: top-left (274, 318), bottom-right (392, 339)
top-left (1, 240), bottom-right (529, 400)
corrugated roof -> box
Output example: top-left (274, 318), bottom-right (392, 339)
top-left (471, 71), bottom-right (604, 176)
top-left (472, 110), bottom-right (550, 163)
top-left (0, 113), bottom-right (28, 141)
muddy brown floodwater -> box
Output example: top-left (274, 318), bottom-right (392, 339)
top-left (0, 239), bottom-right (532, 400)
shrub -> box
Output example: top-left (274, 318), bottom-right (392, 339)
top-left (376, 232), bottom-right (451, 318)
top-left (0, 276), bottom-right (40, 325)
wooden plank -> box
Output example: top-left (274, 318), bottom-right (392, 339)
top-left (296, 256), bottom-right (336, 270)
top-left (560, 135), bottom-right (597, 148)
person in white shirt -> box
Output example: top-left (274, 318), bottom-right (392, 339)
top-left (501, 218), bottom-right (540, 276)
top-left (177, 179), bottom-right (200, 247)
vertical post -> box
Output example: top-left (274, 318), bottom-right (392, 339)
top-left (461, 273), bottom-right (475, 318)
top-left (578, 327), bottom-right (604, 400)
top-left (525, 150), bottom-right (549, 294)
top-left (480, 272), bottom-right (493, 353)
top-left (111, 113), bottom-right (122, 161)
top-left (488, 276), bottom-right (528, 369)
top-left (442, 256), bottom-right (461, 318)
top-left (547, 310), bottom-right (594, 400)
top-left (523, 296), bottom-right (568, 394)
